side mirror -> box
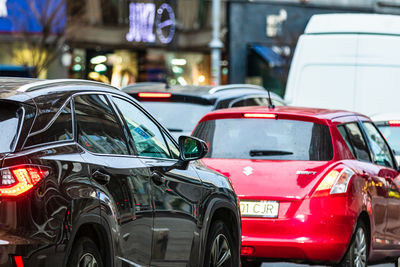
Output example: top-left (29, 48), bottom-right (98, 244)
top-left (178, 135), bottom-right (208, 162)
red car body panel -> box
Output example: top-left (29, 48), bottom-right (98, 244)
top-left (195, 106), bottom-right (400, 264)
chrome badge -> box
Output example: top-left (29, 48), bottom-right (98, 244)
top-left (296, 170), bottom-right (317, 175)
top-left (243, 166), bottom-right (253, 176)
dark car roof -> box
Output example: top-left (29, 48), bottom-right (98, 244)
top-left (0, 78), bottom-right (125, 104)
top-left (121, 83), bottom-right (282, 102)
top-left (199, 105), bottom-right (369, 124)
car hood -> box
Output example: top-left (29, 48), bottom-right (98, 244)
top-left (201, 158), bottom-right (334, 200)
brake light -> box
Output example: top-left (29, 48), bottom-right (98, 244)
top-left (314, 167), bottom-right (355, 197)
top-left (138, 92), bottom-right (171, 98)
top-left (14, 256), bottom-right (24, 267)
top-left (241, 246), bottom-right (255, 256)
top-left (0, 165), bottom-right (49, 197)
top-left (389, 120), bottom-right (400, 126)
top-left (243, 113), bottom-right (276, 119)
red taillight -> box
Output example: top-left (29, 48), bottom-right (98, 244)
top-left (389, 120), bottom-right (400, 126)
top-left (243, 113), bottom-right (276, 119)
top-left (14, 256), bottom-right (24, 267)
top-left (314, 167), bottom-right (355, 197)
top-left (0, 165), bottom-right (49, 197)
top-left (138, 92), bottom-right (171, 98)
top-left (241, 246), bottom-right (255, 256)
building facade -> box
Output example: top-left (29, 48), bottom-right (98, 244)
top-left (66, 0), bottom-right (228, 88)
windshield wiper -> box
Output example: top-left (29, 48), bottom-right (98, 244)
top-left (167, 128), bottom-right (184, 132)
top-left (250, 150), bottom-right (293, 157)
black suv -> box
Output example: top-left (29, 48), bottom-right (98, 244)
top-left (0, 78), bottom-right (240, 267)
top-left (122, 83), bottom-right (285, 138)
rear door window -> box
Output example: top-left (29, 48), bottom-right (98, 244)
top-left (362, 122), bottom-right (395, 168)
top-left (193, 118), bottom-right (333, 161)
top-left (0, 102), bottom-right (23, 153)
top-left (337, 125), bottom-right (355, 156)
top-left (25, 101), bottom-right (73, 147)
top-left (74, 94), bottom-right (130, 155)
top-left (340, 123), bottom-right (371, 162)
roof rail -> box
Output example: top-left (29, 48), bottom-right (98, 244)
top-left (17, 79), bottom-right (115, 93)
top-left (209, 84), bottom-right (265, 94)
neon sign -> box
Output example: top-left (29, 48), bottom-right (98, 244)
top-left (126, 2), bottom-right (175, 44)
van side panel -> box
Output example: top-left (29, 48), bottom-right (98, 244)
top-left (355, 35), bottom-right (400, 115)
top-left (285, 34), bottom-right (358, 109)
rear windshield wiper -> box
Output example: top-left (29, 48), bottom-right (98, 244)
top-left (250, 150), bottom-right (294, 157)
top-left (167, 128), bottom-right (184, 132)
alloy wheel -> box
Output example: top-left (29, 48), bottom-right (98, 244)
top-left (78, 252), bottom-right (98, 267)
top-left (354, 227), bottom-right (367, 267)
top-left (209, 233), bottom-right (232, 267)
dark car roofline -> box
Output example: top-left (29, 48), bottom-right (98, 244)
top-left (17, 79), bottom-right (116, 93)
top-left (122, 83), bottom-right (274, 97)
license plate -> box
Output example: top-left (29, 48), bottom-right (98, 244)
top-left (240, 200), bottom-right (279, 218)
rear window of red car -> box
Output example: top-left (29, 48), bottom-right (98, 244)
top-left (193, 118), bottom-right (333, 161)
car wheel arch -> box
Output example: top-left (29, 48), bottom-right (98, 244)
top-left (63, 215), bottom-right (114, 267)
top-left (198, 197), bottom-right (241, 267)
top-left (358, 211), bottom-right (372, 256)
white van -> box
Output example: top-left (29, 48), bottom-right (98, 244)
top-left (284, 13), bottom-right (400, 115)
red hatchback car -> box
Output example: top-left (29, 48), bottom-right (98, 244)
top-left (192, 106), bottom-right (400, 267)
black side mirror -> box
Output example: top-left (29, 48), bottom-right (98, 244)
top-left (178, 135), bottom-right (208, 161)
top-left (169, 136), bottom-right (208, 171)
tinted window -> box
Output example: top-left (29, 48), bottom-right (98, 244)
top-left (230, 97), bottom-right (285, 108)
top-left (230, 97), bottom-right (270, 108)
top-left (163, 131), bottom-right (180, 159)
top-left (377, 125), bottom-right (400, 155)
top-left (25, 101), bottom-right (73, 147)
top-left (362, 122), bottom-right (394, 168)
top-left (141, 102), bottom-right (213, 132)
top-left (343, 123), bottom-right (371, 162)
top-left (75, 94), bottom-right (129, 155)
top-left (113, 97), bottom-right (171, 159)
top-left (0, 102), bottom-right (23, 153)
top-left (337, 125), bottom-right (355, 156)
top-left (193, 119), bottom-right (333, 161)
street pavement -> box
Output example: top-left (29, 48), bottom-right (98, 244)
top-left (262, 263), bottom-right (394, 266)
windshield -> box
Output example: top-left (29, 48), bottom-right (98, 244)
top-left (377, 125), bottom-right (400, 155)
top-left (141, 102), bottom-right (214, 132)
top-left (0, 102), bottom-right (23, 153)
top-left (193, 118), bottom-right (333, 161)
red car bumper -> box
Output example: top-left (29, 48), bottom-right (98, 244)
top-left (241, 197), bottom-right (358, 264)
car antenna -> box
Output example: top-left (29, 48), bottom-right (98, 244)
top-left (267, 88), bottom-right (275, 109)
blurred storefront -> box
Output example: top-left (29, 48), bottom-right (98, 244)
top-left (228, 0), bottom-right (400, 97)
top-left (67, 0), bottom-right (223, 88)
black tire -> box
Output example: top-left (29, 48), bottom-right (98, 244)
top-left (67, 237), bottom-right (104, 267)
top-left (241, 259), bottom-right (262, 267)
top-left (204, 220), bottom-right (239, 267)
top-left (334, 221), bottom-right (368, 267)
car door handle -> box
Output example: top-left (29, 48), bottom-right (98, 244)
top-left (151, 172), bottom-right (165, 186)
top-left (92, 170), bottom-right (111, 185)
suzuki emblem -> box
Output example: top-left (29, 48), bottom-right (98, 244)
top-left (243, 166), bottom-right (253, 176)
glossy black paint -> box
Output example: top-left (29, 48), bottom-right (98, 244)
top-left (0, 78), bottom-right (240, 267)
